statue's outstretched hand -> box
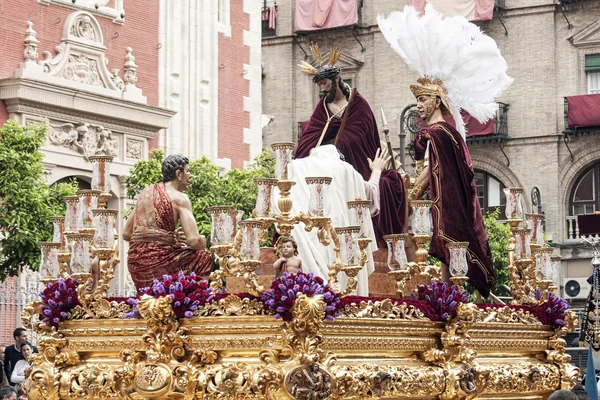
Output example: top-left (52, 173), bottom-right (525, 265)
top-left (368, 148), bottom-right (391, 172)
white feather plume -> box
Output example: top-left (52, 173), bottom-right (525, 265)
top-left (377, 5), bottom-right (512, 139)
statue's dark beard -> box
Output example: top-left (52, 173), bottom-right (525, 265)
top-left (325, 80), bottom-right (337, 104)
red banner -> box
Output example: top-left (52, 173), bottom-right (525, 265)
top-left (566, 94), bottom-right (600, 129)
top-left (295, 0), bottom-right (358, 32)
top-left (408, 0), bottom-right (494, 22)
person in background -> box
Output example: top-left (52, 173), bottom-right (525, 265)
top-left (0, 387), bottom-right (17, 400)
top-left (548, 390), bottom-right (578, 400)
top-left (0, 346), bottom-right (5, 386)
top-left (10, 342), bottom-right (32, 396)
top-left (3, 329), bottom-right (36, 387)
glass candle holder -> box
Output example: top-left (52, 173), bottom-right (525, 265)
top-left (50, 216), bottom-right (67, 252)
top-left (335, 226), bottom-right (361, 266)
top-left (550, 255), bottom-right (562, 285)
top-left (383, 234), bottom-right (408, 271)
top-left (66, 232), bottom-right (93, 275)
top-left (206, 206), bottom-right (236, 245)
top-left (504, 187), bottom-right (524, 220)
top-left (89, 155), bottom-right (113, 193)
top-left (239, 220), bottom-right (262, 261)
top-left (347, 200), bottom-right (372, 239)
top-left (38, 242), bottom-right (61, 281)
top-left (514, 227), bottom-right (532, 260)
top-left (64, 195), bottom-right (80, 232)
top-left (77, 189), bottom-right (101, 230)
top-left (411, 200), bottom-right (433, 236)
top-left (447, 242), bottom-right (469, 277)
top-left (525, 213), bottom-right (545, 247)
top-left (271, 142), bottom-right (296, 180)
top-left (305, 177), bottom-right (332, 217)
top-left (253, 178), bottom-right (278, 217)
top-left (536, 247), bottom-right (554, 280)
top-left (92, 209), bottom-right (118, 249)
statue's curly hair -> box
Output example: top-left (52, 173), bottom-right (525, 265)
top-left (162, 154), bottom-right (189, 182)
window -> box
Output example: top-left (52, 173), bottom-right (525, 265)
top-left (474, 170), bottom-right (506, 217)
top-left (217, 0), bottom-right (231, 37)
top-left (37, 0), bottom-right (125, 23)
top-left (586, 55), bottom-right (600, 94)
top-left (570, 163), bottom-right (599, 216)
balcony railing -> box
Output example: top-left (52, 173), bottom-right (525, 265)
top-left (564, 94), bottom-right (600, 134)
top-left (566, 215), bottom-right (600, 241)
top-left (262, 5), bottom-right (277, 38)
top-left (465, 102), bottom-right (509, 142)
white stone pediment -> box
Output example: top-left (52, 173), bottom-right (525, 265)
top-left (16, 11), bottom-right (145, 103)
top-left (569, 20), bottom-right (600, 48)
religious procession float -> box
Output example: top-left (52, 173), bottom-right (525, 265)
top-left (18, 5), bottom-right (593, 400)
top-left (21, 146), bottom-right (584, 400)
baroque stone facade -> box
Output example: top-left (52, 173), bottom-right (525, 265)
top-left (261, 0), bottom-right (600, 293)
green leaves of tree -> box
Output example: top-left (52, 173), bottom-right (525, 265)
top-left (484, 208), bottom-right (510, 295)
top-left (124, 149), bottom-right (275, 239)
top-left (0, 121), bottom-right (77, 278)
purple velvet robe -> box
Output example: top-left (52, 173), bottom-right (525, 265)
top-left (414, 122), bottom-right (495, 297)
top-left (296, 90), bottom-right (406, 240)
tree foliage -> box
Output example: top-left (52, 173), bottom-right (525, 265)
top-left (0, 121), bottom-right (77, 278)
top-left (124, 149), bottom-right (275, 239)
top-left (484, 208), bottom-right (510, 295)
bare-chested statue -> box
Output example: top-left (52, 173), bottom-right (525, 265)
top-left (123, 155), bottom-right (213, 289)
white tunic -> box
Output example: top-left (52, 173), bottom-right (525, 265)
top-left (271, 145), bottom-right (376, 296)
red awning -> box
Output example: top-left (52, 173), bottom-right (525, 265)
top-left (295, 0), bottom-right (358, 32)
top-left (446, 111), bottom-right (496, 138)
top-left (566, 94), bottom-right (600, 129)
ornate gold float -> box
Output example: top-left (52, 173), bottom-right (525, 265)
top-left (22, 152), bottom-right (579, 399)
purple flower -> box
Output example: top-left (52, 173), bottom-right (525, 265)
top-left (184, 311), bottom-right (193, 318)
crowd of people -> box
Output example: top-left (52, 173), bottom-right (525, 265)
top-left (1, 328), bottom-right (37, 400)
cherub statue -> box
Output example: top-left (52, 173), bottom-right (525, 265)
top-left (274, 237), bottom-right (302, 276)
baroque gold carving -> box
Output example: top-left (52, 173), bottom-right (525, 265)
top-left (198, 294), bottom-right (265, 317)
top-left (340, 298), bottom-right (429, 320)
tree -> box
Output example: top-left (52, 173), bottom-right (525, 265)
top-left (484, 209), bottom-right (510, 295)
top-left (0, 121), bottom-right (77, 278)
top-left (124, 149), bottom-right (275, 239)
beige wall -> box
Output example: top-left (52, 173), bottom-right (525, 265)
top-left (261, 0), bottom-right (600, 284)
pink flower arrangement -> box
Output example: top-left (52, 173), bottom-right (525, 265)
top-left (40, 277), bottom-right (80, 327)
top-left (125, 271), bottom-right (215, 319)
top-left (260, 271), bottom-right (341, 322)
top-left (411, 280), bottom-right (469, 321)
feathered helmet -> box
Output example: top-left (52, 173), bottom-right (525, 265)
top-left (377, 5), bottom-right (513, 139)
top-left (298, 42), bottom-right (342, 83)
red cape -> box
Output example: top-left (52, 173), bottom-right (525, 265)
top-left (296, 90), bottom-right (407, 239)
top-left (414, 122), bottom-right (495, 297)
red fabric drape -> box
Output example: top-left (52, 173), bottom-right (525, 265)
top-left (567, 94), bottom-right (600, 128)
top-left (295, 0), bottom-right (358, 31)
top-left (408, 0), bottom-right (494, 22)
top-left (446, 111), bottom-right (495, 137)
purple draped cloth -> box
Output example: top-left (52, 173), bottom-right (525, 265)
top-left (296, 90), bottom-right (406, 240)
top-left (414, 122), bottom-right (495, 297)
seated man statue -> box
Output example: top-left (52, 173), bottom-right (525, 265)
top-left (123, 155), bottom-right (213, 289)
top-left (297, 43), bottom-right (408, 244)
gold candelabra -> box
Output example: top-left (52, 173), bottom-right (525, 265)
top-left (208, 142), bottom-right (370, 297)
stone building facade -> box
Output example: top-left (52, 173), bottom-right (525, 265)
top-left (262, 0), bottom-right (600, 298)
top-left (0, 0), bottom-right (262, 344)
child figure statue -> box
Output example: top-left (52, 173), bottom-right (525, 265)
top-left (274, 237), bottom-right (303, 276)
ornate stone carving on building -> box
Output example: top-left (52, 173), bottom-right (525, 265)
top-left (126, 139), bottom-right (143, 160)
top-left (49, 122), bottom-right (118, 159)
top-left (17, 12), bottom-right (146, 103)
